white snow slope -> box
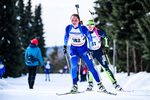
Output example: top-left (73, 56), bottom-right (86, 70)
top-left (0, 72), bottom-right (150, 100)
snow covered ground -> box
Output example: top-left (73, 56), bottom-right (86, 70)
top-left (0, 71), bottom-right (150, 100)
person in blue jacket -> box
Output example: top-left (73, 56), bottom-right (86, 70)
top-left (63, 14), bottom-right (107, 93)
top-left (25, 38), bottom-right (44, 89)
top-left (0, 61), bottom-right (5, 79)
top-left (86, 20), bottom-right (122, 91)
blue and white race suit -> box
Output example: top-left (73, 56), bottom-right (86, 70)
top-left (64, 24), bottom-right (100, 84)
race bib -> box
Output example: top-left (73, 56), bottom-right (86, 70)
top-left (91, 32), bottom-right (101, 50)
top-left (69, 28), bottom-right (85, 46)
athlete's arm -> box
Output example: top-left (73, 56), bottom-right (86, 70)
top-left (98, 29), bottom-right (109, 47)
top-left (82, 26), bottom-right (93, 50)
top-left (64, 25), bottom-right (70, 46)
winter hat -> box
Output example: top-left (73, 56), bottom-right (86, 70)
top-left (31, 38), bottom-right (38, 45)
top-left (47, 61), bottom-right (50, 64)
top-left (87, 20), bottom-right (95, 26)
top-left (0, 61), bottom-right (2, 64)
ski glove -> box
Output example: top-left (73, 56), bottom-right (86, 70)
top-left (63, 45), bottom-right (67, 55)
top-left (104, 47), bottom-right (108, 54)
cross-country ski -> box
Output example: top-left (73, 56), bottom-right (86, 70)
top-left (56, 91), bottom-right (84, 96)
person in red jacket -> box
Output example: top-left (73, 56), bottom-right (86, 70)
top-left (82, 64), bottom-right (88, 81)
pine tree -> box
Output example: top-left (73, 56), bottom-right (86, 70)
top-left (94, 0), bottom-right (114, 64)
top-left (33, 4), bottom-right (46, 58)
top-left (94, 0), bottom-right (146, 74)
top-left (0, 0), bottom-right (24, 77)
top-left (23, 0), bottom-right (34, 49)
top-left (135, 0), bottom-right (150, 72)
top-left (94, 0), bottom-right (129, 73)
top-left (49, 46), bottom-right (66, 73)
top-left (17, 0), bottom-right (28, 74)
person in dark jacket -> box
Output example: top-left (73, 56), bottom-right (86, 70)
top-left (25, 38), bottom-right (44, 89)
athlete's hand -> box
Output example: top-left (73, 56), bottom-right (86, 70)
top-left (104, 47), bottom-right (108, 54)
top-left (63, 45), bottom-right (67, 55)
top-left (88, 49), bottom-right (93, 56)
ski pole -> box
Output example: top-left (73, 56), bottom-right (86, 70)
top-left (105, 54), bottom-right (115, 75)
top-left (65, 54), bottom-right (71, 73)
top-left (75, 4), bottom-right (82, 79)
top-left (78, 58), bottom-right (82, 80)
top-left (89, 10), bottom-right (96, 26)
top-left (105, 54), bottom-right (110, 65)
top-left (75, 4), bottom-right (79, 16)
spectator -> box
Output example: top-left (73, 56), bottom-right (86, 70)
top-left (63, 65), bottom-right (68, 73)
top-left (25, 38), bottom-right (44, 89)
top-left (45, 61), bottom-right (53, 81)
top-left (82, 64), bottom-right (88, 82)
top-left (0, 61), bottom-right (5, 79)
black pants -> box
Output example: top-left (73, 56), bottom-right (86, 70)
top-left (93, 48), bottom-right (115, 81)
top-left (27, 66), bottom-right (38, 89)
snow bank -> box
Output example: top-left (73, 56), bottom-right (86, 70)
top-left (0, 72), bottom-right (150, 100)
top-left (0, 79), bottom-right (9, 89)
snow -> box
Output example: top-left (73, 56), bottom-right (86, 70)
top-left (0, 72), bottom-right (150, 100)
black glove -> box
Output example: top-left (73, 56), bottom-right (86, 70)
top-left (63, 45), bottom-right (67, 55)
top-left (88, 49), bottom-right (93, 56)
top-left (104, 47), bottom-right (108, 54)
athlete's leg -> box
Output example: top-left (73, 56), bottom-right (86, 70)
top-left (94, 48), bottom-right (115, 83)
top-left (79, 49), bottom-right (100, 82)
top-left (45, 69), bottom-right (47, 80)
top-left (48, 69), bottom-right (50, 81)
top-left (70, 50), bottom-right (79, 84)
top-left (88, 70), bottom-right (93, 82)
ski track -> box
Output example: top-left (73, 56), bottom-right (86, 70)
top-left (0, 72), bottom-right (150, 100)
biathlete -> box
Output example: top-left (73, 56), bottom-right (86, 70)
top-left (86, 20), bottom-right (122, 91)
top-left (63, 14), bottom-right (107, 93)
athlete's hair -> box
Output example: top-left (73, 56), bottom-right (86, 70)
top-left (70, 14), bottom-right (81, 22)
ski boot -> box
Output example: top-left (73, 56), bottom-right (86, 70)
top-left (86, 82), bottom-right (93, 91)
top-left (70, 83), bottom-right (78, 93)
top-left (113, 81), bottom-right (122, 91)
top-left (97, 82), bottom-right (107, 92)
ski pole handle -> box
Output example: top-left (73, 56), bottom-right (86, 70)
top-left (75, 4), bottom-right (79, 8)
top-left (89, 10), bottom-right (94, 15)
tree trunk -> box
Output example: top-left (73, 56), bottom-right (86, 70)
top-left (127, 43), bottom-right (130, 76)
top-left (140, 57), bottom-right (143, 71)
top-left (133, 47), bottom-right (138, 73)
